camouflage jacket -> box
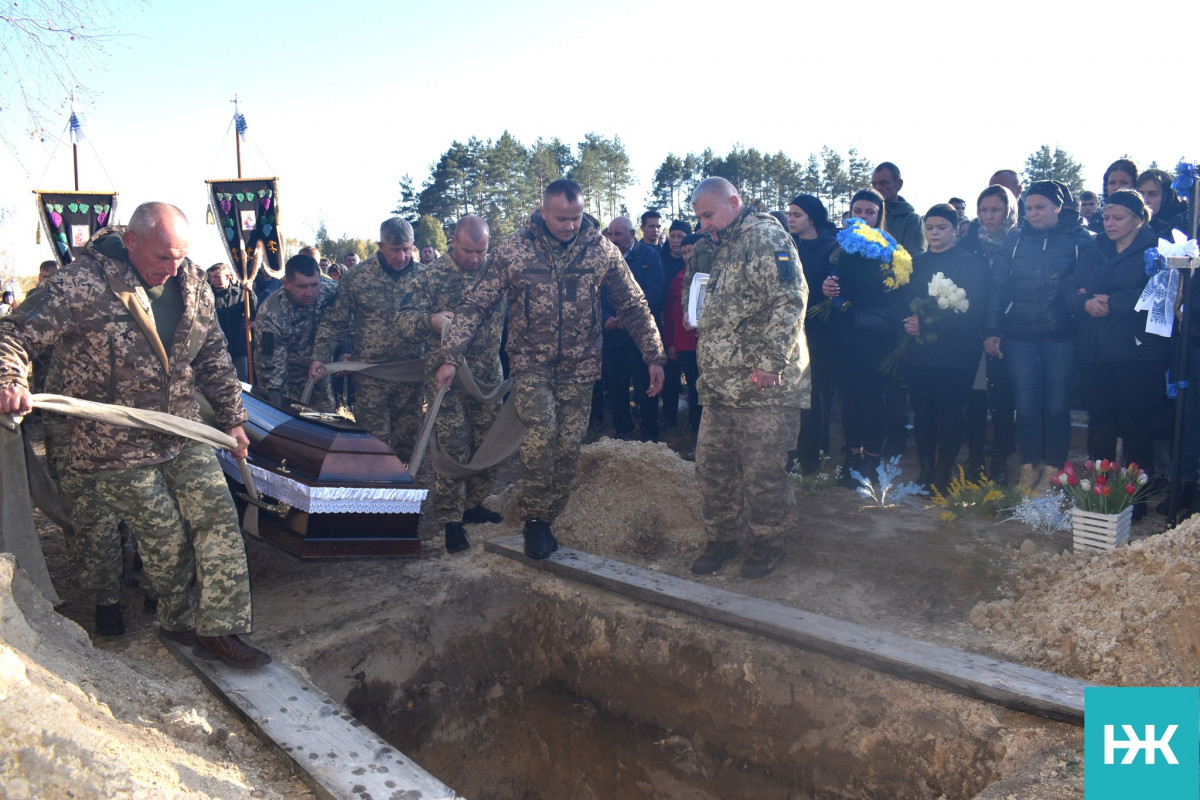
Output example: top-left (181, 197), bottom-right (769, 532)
top-left (441, 211), bottom-right (665, 384)
top-left (253, 277), bottom-right (340, 408)
top-left (685, 208), bottom-right (810, 409)
top-left (311, 252), bottom-right (428, 365)
top-left (422, 252), bottom-right (505, 383)
top-left (0, 232), bottom-right (246, 470)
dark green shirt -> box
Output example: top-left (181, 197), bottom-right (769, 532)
top-left (141, 275), bottom-right (184, 353)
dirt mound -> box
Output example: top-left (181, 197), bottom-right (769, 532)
top-left (0, 554), bottom-right (311, 799)
top-left (970, 514), bottom-right (1200, 685)
top-left (490, 438), bottom-right (706, 559)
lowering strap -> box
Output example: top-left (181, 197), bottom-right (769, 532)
top-left (300, 358), bottom-right (527, 479)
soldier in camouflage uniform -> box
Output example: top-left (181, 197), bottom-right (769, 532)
top-left (684, 177), bottom-right (809, 579)
top-left (253, 253), bottom-right (340, 411)
top-left (0, 202), bottom-right (270, 668)
top-left (436, 180), bottom-right (666, 559)
top-left (310, 218), bottom-right (429, 458)
top-left (425, 216), bottom-right (506, 553)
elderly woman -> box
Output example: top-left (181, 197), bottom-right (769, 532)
top-left (1065, 189), bottom-right (1167, 517)
top-left (984, 181), bottom-right (1094, 491)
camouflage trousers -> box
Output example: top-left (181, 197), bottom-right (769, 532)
top-left (428, 378), bottom-right (500, 523)
top-left (354, 374), bottom-right (424, 460)
top-left (512, 373), bottom-right (593, 522)
top-left (90, 441), bottom-right (252, 636)
top-left (43, 411), bottom-right (124, 605)
top-left (694, 404), bottom-right (803, 546)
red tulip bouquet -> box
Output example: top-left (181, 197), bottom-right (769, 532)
top-left (1051, 459), bottom-right (1151, 514)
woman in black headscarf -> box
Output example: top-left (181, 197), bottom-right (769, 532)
top-left (787, 194), bottom-right (839, 473)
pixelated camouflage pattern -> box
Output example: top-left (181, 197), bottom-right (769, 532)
top-left (694, 405), bottom-right (803, 546)
top-left (422, 251), bottom-right (505, 381)
top-left (684, 208), bottom-right (810, 409)
top-left (441, 212), bottom-right (664, 384)
top-left (90, 441), bottom-right (252, 636)
top-left (311, 252), bottom-right (429, 365)
top-left (511, 373), bottom-right (593, 522)
top-left (0, 231), bottom-right (246, 470)
top-left (423, 251), bottom-right (506, 522)
top-left (43, 366), bottom-right (120, 607)
top-left (354, 376), bottom-right (424, 458)
top-left (253, 277), bottom-right (339, 411)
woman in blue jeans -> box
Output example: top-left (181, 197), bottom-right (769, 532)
top-left (984, 181), bottom-right (1094, 491)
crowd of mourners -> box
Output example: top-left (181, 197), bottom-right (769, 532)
top-left (564, 158), bottom-right (1198, 523)
top-left (192, 157), bottom-right (1192, 522)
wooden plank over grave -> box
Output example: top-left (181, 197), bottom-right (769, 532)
top-left (157, 628), bottom-right (459, 800)
top-left (485, 536), bottom-right (1090, 726)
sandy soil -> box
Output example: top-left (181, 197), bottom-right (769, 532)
top-left (3, 412), bottom-right (1193, 798)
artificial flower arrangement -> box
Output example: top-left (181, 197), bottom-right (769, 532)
top-left (878, 271), bottom-right (969, 376)
top-left (807, 218), bottom-right (913, 321)
top-left (1051, 459), bottom-right (1151, 514)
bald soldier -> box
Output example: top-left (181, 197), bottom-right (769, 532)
top-left (436, 180), bottom-right (666, 559)
top-left (685, 177), bottom-right (809, 579)
top-left (425, 216), bottom-right (506, 553)
top-left (0, 202), bottom-right (269, 667)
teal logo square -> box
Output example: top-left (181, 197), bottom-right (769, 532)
top-left (1085, 686), bottom-right (1198, 799)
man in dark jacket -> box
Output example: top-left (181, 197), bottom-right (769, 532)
top-left (207, 262), bottom-right (256, 381)
top-left (604, 216), bottom-right (665, 441)
top-left (872, 162), bottom-right (925, 255)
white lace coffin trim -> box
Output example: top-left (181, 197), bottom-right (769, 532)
top-left (216, 449), bottom-right (427, 514)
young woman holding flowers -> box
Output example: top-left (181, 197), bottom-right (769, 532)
top-left (984, 180), bottom-right (1095, 491)
top-left (897, 204), bottom-right (989, 489)
top-left (1065, 189), bottom-right (1168, 519)
top-left (788, 194), bottom-right (840, 473)
top-left (821, 189), bottom-right (911, 483)
top-left (961, 185), bottom-right (1021, 483)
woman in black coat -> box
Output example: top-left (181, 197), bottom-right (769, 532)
top-left (788, 193), bottom-right (839, 473)
top-left (1065, 189), bottom-right (1169, 515)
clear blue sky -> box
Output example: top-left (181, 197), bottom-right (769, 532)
top-left (2, 0), bottom-right (1197, 275)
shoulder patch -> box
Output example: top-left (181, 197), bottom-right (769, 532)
top-left (775, 251), bottom-right (797, 283)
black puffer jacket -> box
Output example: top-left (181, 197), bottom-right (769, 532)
top-left (985, 212), bottom-right (1094, 342)
top-left (1066, 226), bottom-right (1165, 363)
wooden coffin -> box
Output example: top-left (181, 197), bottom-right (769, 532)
top-left (219, 388), bottom-right (426, 559)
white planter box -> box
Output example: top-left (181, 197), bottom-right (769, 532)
top-left (1072, 507), bottom-right (1132, 552)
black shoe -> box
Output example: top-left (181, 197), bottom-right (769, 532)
top-left (690, 541), bottom-right (740, 575)
top-left (95, 603), bottom-right (125, 636)
top-left (194, 634), bottom-right (272, 670)
top-left (462, 505), bottom-right (502, 524)
top-left (158, 626), bottom-right (198, 646)
top-left (445, 522), bottom-right (471, 553)
top-left (838, 453), bottom-right (865, 488)
top-left (1132, 502), bottom-right (1147, 522)
top-left (523, 519), bottom-right (557, 559)
top-left (740, 543), bottom-right (786, 579)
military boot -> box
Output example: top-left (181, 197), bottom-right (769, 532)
top-left (523, 519), bottom-right (558, 560)
top-left (690, 540), bottom-right (740, 575)
top-left (445, 522), bottom-right (470, 554)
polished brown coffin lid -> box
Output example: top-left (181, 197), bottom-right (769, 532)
top-left (242, 389), bottom-right (413, 486)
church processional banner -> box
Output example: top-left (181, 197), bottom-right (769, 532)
top-left (35, 191), bottom-right (119, 267)
top-left (206, 178), bottom-right (283, 280)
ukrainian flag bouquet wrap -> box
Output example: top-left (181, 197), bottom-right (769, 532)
top-left (807, 218), bottom-right (913, 320)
